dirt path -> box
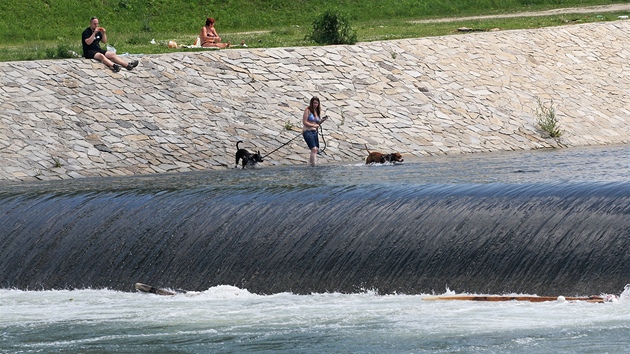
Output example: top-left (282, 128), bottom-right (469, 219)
top-left (410, 3), bottom-right (630, 23)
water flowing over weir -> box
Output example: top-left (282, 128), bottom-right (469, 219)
top-left (1, 156), bottom-right (629, 297)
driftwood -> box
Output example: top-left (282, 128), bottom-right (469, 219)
top-left (423, 295), bottom-right (606, 303)
top-left (135, 282), bottom-right (177, 296)
top-left (134, 281), bottom-right (617, 303)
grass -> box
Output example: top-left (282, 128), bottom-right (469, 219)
top-left (52, 157), bottom-right (63, 168)
top-left (0, 0), bottom-right (628, 62)
top-left (284, 120), bottom-right (294, 131)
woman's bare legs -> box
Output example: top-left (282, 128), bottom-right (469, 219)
top-left (309, 147), bottom-right (318, 166)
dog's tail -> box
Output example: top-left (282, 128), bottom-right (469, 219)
top-left (237, 140), bottom-right (243, 150)
top-left (364, 143), bottom-right (371, 154)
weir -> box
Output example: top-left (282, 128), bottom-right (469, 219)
top-left (1, 172), bottom-right (628, 296)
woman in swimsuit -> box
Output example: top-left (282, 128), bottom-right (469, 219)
top-left (200, 17), bottom-right (229, 48)
top-left (302, 96), bottom-right (328, 166)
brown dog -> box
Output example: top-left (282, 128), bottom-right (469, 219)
top-left (365, 144), bottom-right (404, 164)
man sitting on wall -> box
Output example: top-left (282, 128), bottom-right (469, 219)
top-left (82, 17), bottom-right (138, 72)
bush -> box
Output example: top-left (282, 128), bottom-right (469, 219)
top-left (535, 97), bottom-right (562, 138)
top-left (306, 10), bottom-right (357, 45)
top-left (45, 44), bottom-right (81, 59)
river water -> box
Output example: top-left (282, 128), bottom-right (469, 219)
top-left (1, 145), bottom-right (630, 352)
top-left (2, 286), bottom-right (629, 353)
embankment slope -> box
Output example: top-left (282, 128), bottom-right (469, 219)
top-left (0, 20), bottom-right (629, 181)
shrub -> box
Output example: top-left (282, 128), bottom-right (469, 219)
top-left (45, 44), bottom-right (80, 59)
top-left (52, 157), bottom-right (63, 168)
top-left (306, 10), bottom-right (357, 45)
top-left (535, 97), bottom-right (562, 138)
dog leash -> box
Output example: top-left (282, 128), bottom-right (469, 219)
top-left (261, 131), bottom-right (303, 159)
top-left (262, 115), bottom-right (330, 159)
top-left (317, 123), bottom-right (327, 155)
top-left (317, 115), bottom-right (331, 155)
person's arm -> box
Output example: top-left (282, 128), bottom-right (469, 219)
top-left (100, 27), bottom-right (108, 44)
top-left (84, 27), bottom-right (106, 45)
top-left (210, 27), bottom-right (220, 40)
top-left (84, 30), bottom-right (96, 45)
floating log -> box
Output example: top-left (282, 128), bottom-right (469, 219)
top-left (423, 295), bottom-right (605, 303)
top-left (135, 282), bottom-right (177, 296)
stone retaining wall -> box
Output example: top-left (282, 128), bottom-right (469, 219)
top-left (1, 20), bottom-right (629, 181)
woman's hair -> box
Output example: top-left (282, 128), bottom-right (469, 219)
top-left (205, 17), bottom-right (215, 26)
top-left (309, 97), bottom-right (321, 118)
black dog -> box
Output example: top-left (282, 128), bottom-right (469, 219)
top-left (235, 141), bottom-right (263, 169)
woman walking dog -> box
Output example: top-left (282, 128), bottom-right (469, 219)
top-left (302, 96), bottom-right (328, 167)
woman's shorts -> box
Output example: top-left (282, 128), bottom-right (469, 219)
top-left (84, 48), bottom-right (107, 59)
top-left (302, 130), bottom-right (319, 150)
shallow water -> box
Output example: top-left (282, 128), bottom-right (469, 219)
top-left (2, 144), bottom-right (630, 193)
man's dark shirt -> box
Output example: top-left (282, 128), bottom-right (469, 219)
top-left (82, 27), bottom-right (104, 58)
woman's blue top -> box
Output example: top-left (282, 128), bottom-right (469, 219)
top-left (308, 112), bottom-right (321, 124)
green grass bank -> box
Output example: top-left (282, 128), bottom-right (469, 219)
top-left (1, 0), bottom-right (628, 61)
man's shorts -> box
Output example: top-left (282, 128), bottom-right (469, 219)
top-left (84, 48), bottom-right (107, 59)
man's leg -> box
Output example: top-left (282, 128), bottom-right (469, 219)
top-left (93, 52), bottom-right (115, 68)
top-left (104, 51), bottom-right (138, 70)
